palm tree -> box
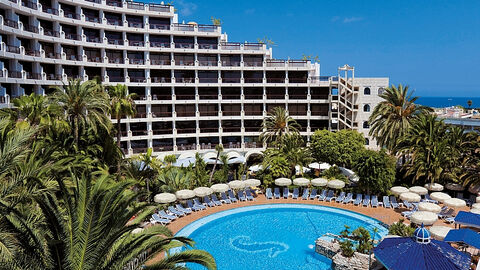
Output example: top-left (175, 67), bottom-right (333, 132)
top-left (52, 79), bottom-right (110, 145)
top-left (368, 84), bottom-right (432, 153)
top-left (209, 144), bottom-right (223, 184)
top-left (107, 84), bottom-right (136, 148)
top-left (260, 107), bottom-right (300, 147)
top-left (133, 148), bottom-right (157, 202)
top-left (11, 93), bottom-right (58, 126)
top-left (468, 100), bottom-right (473, 109)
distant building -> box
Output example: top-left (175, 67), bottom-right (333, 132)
top-left (435, 106), bottom-right (480, 131)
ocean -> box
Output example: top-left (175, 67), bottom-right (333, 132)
top-left (416, 97), bottom-right (480, 108)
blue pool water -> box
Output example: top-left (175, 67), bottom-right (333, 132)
top-left (175, 204), bottom-right (389, 270)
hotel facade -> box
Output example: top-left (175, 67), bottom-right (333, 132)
top-left (0, 0), bottom-right (388, 158)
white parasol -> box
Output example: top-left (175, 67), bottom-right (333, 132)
top-left (429, 226), bottom-right (452, 240)
top-left (154, 193), bottom-right (177, 204)
top-left (228, 180), bottom-right (246, 189)
top-left (293, 178), bottom-right (310, 186)
top-left (175, 189), bottom-right (196, 200)
top-left (410, 211), bottom-right (438, 225)
top-left (418, 202), bottom-right (442, 213)
top-left (400, 192), bottom-right (421, 202)
top-left (311, 178), bottom-right (328, 187)
top-left (444, 198), bottom-right (467, 208)
top-left (472, 203), bottom-right (480, 210)
top-left (275, 178), bottom-right (292, 186)
top-left (390, 186), bottom-right (409, 196)
top-left (244, 179), bottom-right (261, 187)
top-left (194, 187), bottom-right (213, 197)
top-left (430, 192), bottom-right (451, 203)
top-left (210, 183), bottom-right (229, 193)
top-left (409, 186), bottom-right (428, 195)
top-left (327, 180), bottom-right (345, 189)
top-left (424, 183), bottom-right (444, 192)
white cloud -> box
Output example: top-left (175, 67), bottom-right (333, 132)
top-left (176, 0), bottom-right (197, 16)
top-left (342, 17), bottom-right (363, 23)
top-left (244, 8), bottom-right (255, 14)
top-left (331, 16), bottom-right (340, 22)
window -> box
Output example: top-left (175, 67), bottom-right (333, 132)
top-left (363, 121), bottom-right (370, 129)
top-left (365, 138), bottom-right (370, 145)
top-left (364, 87), bottom-right (371, 95)
top-left (378, 87), bottom-right (385, 95)
top-left (363, 104), bottom-right (370, 112)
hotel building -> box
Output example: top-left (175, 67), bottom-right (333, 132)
top-left (0, 0), bottom-right (388, 158)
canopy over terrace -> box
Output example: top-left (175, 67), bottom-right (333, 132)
top-left (445, 228), bottom-right (480, 250)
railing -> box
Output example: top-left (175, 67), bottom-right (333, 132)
top-left (150, 59), bottom-right (169, 65)
top-left (150, 41), bottom-right (169, 48)
top-left (199, 128), bottom-right (218, 133)
top-left (151, 95), bottom-right (171, 100)
top-left (199, 111), bottom-right (218, 116)
top-left (46, 74), bottom-right (62, 80)
top-left (244, 94), bottom-right (263, 99)
top-left (4, 19), bottom-right (19, 29)
top-left (131, 94), bottom-right (146, 100)
top-left (220, 42), bottom-right (240, 50)
top-left (107, 39), bottom-right (123, 45)
top-left (175, 95), bottom-right (195, 100)
top-left (222, 127), bottom-right (241, 133)
top-left (222, 61), bottom-right (240, 67)
top-left (310, 76), bottom-right (331, 83)
top-left (224, 142), bottom-right (242, 149)
top-left (244, 43), bottom-right (263, 50)
top-left (64, 12), bottom-right (80, 20)
top-left (132, 147), bottom-right (148, 154)
top-left (198, 61), bottom-right (217, 66)
top-left (266, 60), bottom-right (286, 67)
top-left (128, 40), bottom-right (144, 46)
top-left (131, 130), bottom-right (148, 135)
top-left (152, 128), bottom-right (172, 135)
top-left (176, 112), bottom-right (196, 117)
top-left (8, 71), bottom-right (22, 78)
top-left (44, 29), bottom-right (60, 37)
top-left (244, 61), bottom-right (263, 67)
top-left (289, 78), bottom-right (307, 83)
top-left (109, 76), bottom-right (125, 82)
top-left (150, 24), bottom-right (169, 30)
top-left (151, 111), bottom-right (171, 117)
top-left (26, 72), bottom-right (42, 79)
top-left (245, 142), bottom-right (259, 148)
top-left (175, 43), bottom-right (194, 49)
top-left (266, 94), bottom-right (285, 99)
top-left (198, 94), bottom-right (218, 100)
top-left (127, 2), bottom-right (144, 10)
top-left (129, 58), bottom-right (144, 64)
top-left (222, 78), bottom-right (241, 83)
top-left (289, 94), bottom-right (307, 99)
top-left (222, 111), bottom-right (241, 116)
top-left (172, 23), bottom-right (194, 31)
top-left (87, 56), bottom-right (102, 62)
top-left (288, 60), bottom-right (308, 67)
top-left (85, 0), bottom-right (100, 3)
top-left (151, 77), bottom-right (171, 83)
top-left (108, 57), bottom-right (123, 64)
top-left (311, 111), bottom-right (328, 116)
top-left (199, 43), bottom-right (217, 49)
top-left (244, 110), bottom-right (263, 116)
top-left (198, 78), bottom-right (218, 83)
top-left (21, 0), bottom-right (38, 10)
top-left (198, 24), bottom-right (218, 32)
top-left (153, 145), bottom-right (174, 152)
top-left (200, 143), bottom-right (216, 150)
top-left (149, 4), bottom-right (170, 12)
top-left (244, 78), bottom-right (263, 83)
top-left (8, 0), bottom-right (17, 3)
top-left (65, 33), bottom-right (81, 40)
top-left (106, 19), bottom-right (122, 26)
top-left (42, 6), bottom-right (59, 15)
top-left (289, 111), bottom-right (308, 116)
top-left (130, 77), bottom-right (146, 83)
top-left (25, 49), bottom-right (40, 56)
top-left (176, 128), bottom-right (196, 134)
top-left (177, 144), bottom-right (196, 151)
top-left (266, 78), bottom-right (285, 83)
top-left (221, 95), bottom-right (240, 100)
top-left (175, 60), bottom-right (194, 66)
top-left (85, 16), bottom-right (100, 23)
top-left (86, 36), bottom-right (101, 43)
top-left (127, 22), bottom-right (143, 28)
top-left (311, 94), bottom-right (328, 99)
top-left (245, 127), bottom-right (261, 132)
top-left (106, 0), bottom-right (122, 7)
top-left (133, 112), bottom-right (147, 118)
top-left (6, 45), bottom-right (20, 54)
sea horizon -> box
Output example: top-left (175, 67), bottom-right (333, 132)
top-left (416, 96), bottom-right (480, 108)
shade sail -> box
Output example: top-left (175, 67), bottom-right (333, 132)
top-left (193, 187), bottom-right (213, 197)
top-left (424, 183), bottom-right (444, 191)
top-left (400, 192), bottom-right (421, 202)
top-left (154, 193), bottom-right (176, 203)
top-left (293, 178), bottom-right (310, 186)
top-left (210, 183), bottom-right (229, 193)
top-left (445, 229), bottom-right (480, 250)
top-left (430, 192), bottom-right (451, 203)
top-left (309, 162), bottom-right (331, 170)
top-left (446, 183), bottom-right (465, 191)
top-left (175, 189), bottom-right (195, 199)
top-left (410, 211), bottom-right (438, 225)
top-left (274, 178), bottom-right (292, 186)
top-left (311, 178), bottom-right (328, 187)
top-left (409, 186), bottom-right (428, 195)
top-left (390, 186), bottom-right (409, 196)
top-left (419, 202), bottom-right (442, 213)
top-left (244, 179), bottom-right (261, 187)
top-left (327, 180), bottom-right (345, 189)
top-left (454, 211), bottom-right (480, 229)
top-left (444, 198), bottom-right (466, 208)
top-left (374, 237), bottom-right (471, 270)
top-left (429, 226), bottom-right (451, 241)
top-left (228, 180), bottom-right (245, 189)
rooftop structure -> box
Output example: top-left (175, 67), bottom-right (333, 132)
top-left (0, 0), bottom-right (388, 156)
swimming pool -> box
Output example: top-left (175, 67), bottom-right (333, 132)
top-left (175, 204), bottom-right (389, 270)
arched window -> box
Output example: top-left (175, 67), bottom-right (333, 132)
top-left (363, 104), bottom-right (370, 112)
top-left (364, 87), bottom-right (371, 95)
top-left (365, 138), bottom-right (370, 145)
top-left (378, 87), bottom-right (385, 95)
top-left (363, 121), bottom-right (370, 129)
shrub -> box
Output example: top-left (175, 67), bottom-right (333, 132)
top-left (388, 219), bottom-right (415, 236)
top-left (340, 240), bottom-right (355, 257)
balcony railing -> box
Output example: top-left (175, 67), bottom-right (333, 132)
top-left (150, 41), bottom-right (169, 48)
top-left (245, 142), bottom-right (259, 148)
top-left (151, 111), bottom-right (171, 117)
top-left (244, 111), bottom-right (263, 116)
top-left (6, 45), bottom-right (20, 54)
top-left (106, 19), bottom-right (122, 26)
top-left (42, 6), bottom-right (59, 15)
top-left (26, 72), bottom-right (42, 79)
top-left (244, 61), bottom-right (263, 67)
top-left (289, 94), bottom-right (307, 99)
top-left (153, 145), bottom-right (173, 152)
top-left (175, 43), bottom-right (194, 49)
top-left (311, 111), bottom-right (328, 116)
top-left (222, 111), bottom-right (241, 116)
top-left (129, 58), bottom-right (144, 65)
top-left (220, 42), bottom-right (240, 50)
top-left (175, 95), bottom-right (195, 100)
top-left (151, 95), bottom-right (171, 100)
top-left (85, 16), bottom-right (100, 23)
top-left (176, 128), bottom-right (196, 134)
top-left (131, 130), bottom-right (148, 136)
top-left (44, 29), bottom-right (60, 37)
top-left (127, 2), bottom-right (144, 10)
top-left (175, 60), bottom-right (194, 66)
top-left (108, 57), bottom-right (123, 64)
top-left (132, 147), bottom-right (148, 154)
top-left (176, 112), bottom-right (196, 117)
top-left (86, 36), bottom-right (101, 43)
top-left (25, 49), bottom-right (40, 56)
top-left (289, 78), bottom-right (307, 83)
top-left (244, 43), bottom-right (263, 50)
top-left (266, 60), bottom-right (286, 67)
top-left (266, 78), bottom-right (285, 83)
top-left (198, 44), bottom-right (217, 50)
top-left (221, 94), bottom-right (240, 100)
top-left (267, 94), bottom-right (285, 99)
top-left (176, 77), bottom-right (194, 83)
top-left (221, 61), bottom-right (240, 67)
top-left (130, 76), bottom-right (146, 83)
top-left (106, 0), bottom-right (122, 7)
top-left (46, 74), bottom-right (62, 80)
top-left (127, 22), bottom-right (143, 28)
top-left (64, 12), bottom-right (80, 20)
top-left (4, 19), bottom-right (19, 29)
top-left (310, 76), bottom-right (330, 83)
top-left (223, 127), bottom-right (241, 133)
top-left (198, 24), bottom-right (218, 32)
top-left (150, 59), bottom-right (170, 65)
top-left (109, 76), bottom-right (125, 82)
top-left (200, 128), bottom-right (218, 133)
top-left (9, 71), bottom-right (22, 78)
top-left (152, 128), bottom-right (172, 135)
top-left (198, 78), bottom-right (218, 83)
top-left (22, 0), bottom-right (38, 10)
top-left (65, 33), bottom-right (81, 40)
top-left (45, 52), bottom-right (61, 59)
top-left (151, 77), bottom-right (171, 83)
top-left (244, 94), bottom-right (263, 99)
top-left (199, 61), bottom-right (217, 66)
top-left (149, 4), bottom-right (170, 12)
top-left (177, 144), bottom-right (196, 151)
top-left (150, 24), bottom-right (169, 30)
top-left (128, 40), bottom-right (144, 46)
top-left (172, 23), bottom-right (194, 31)
top-left (199, 94), bottom-right (218, 100)
top-left (222, 78), bottom-right (241, 83)
top-left (288, 60), bottom-right (308, 67)
top-left (199, 111), bottom-right (218, 116)
top-left (244, 78), bottom-right (263, 83)
top-left (107, 39), bottom-right (123, 45)
top-left (245, 127), bottom-right (261, 132)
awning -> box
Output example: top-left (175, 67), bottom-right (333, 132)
top-left (454, 211), bottom-right (480, 229)
top-left (445, 228), bottom-right (480, 250)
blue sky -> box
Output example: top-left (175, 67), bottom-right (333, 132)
top-left (155, 0), bottom-right (480, 97)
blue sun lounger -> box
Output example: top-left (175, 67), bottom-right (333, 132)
top-left (353, 194), bottom-right (363, 206)
top-left (390, 196), bottom-right (399, 209)
top-left (187, 200), bottom-right (202, 211)
top-left (193, 199), bottom-right (207, 210)
top-left (309, 188), bottom-right (318, 200)
top-left (301, 188), bottom-right (309, 200)
top-left (203, 196), bottom-right (216, 207)
top-left (424, 194), bottom-right (438, 204)
top-left (371, 195), bottom-right (379, 207)
top-left (292, 188), bottom-right (299, 199)
top-left (325, 190), bottom-right (335, 202)
top-left (274, 188), bottom-right (281, 199)
top-left (168, 206), bottom-right (185, 216)
top-left (283, 187), bottom-right (289, 199)
top-left (228, 190), bottom-right (238, 203)
top-left (210, 194), bottom-right (222, 206)
top-left (158, 210), bottom-right (177, 220)
top-left (266, 188), bottom-right (273, 199)
top-left (402, 200), bottom-right (413, 209)
top-left (382, 196), bottom-right (391, 208)
top-left (220, 192), bottom-right (232, 204)
top-left (151, 214), bottom-right (171, 225)
top-left (176, 204), bottom-right (192, 214)
top-left (343, 193), bottom-right (353, 204)
top-left (363, 195), bottom-right (371, 207)
top-left (335, 192), bottom-right (346, 203)
top-left (318, 189), bottom-right (327, 201)
top-left (245, 189), bottom-right (255, 201)
top-left (238, 190), bottom-right (247, 201)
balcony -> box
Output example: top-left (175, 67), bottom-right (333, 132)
top-left (107, 39), bottom-right (123, 45)
top-left (149, 4), bottom-right (170, 12)
top-left (131, 130), bottom-right (148, 136)
top-left (85, 16), bottom-right (100, 23)
top-left (153, 145), bottom-right (173, 152)
top-left (21, 0), bottom-right (38, 9)
top-left (150, 59), bottom-right (169, 65)
top-left (106, 19), bottom-right (122, 26)
top-left (85, 0), bottom-right (100, 3)
top-left (130, 76), bottom-right (146, 83)
top-left (86, 55), bottom-right (101, 62)
top-left (266, 60), bottom-right (286, 67)
top-left (175, 43), bottom-right (194, 49)
top-left (244, 78), bottom-right (263, 83)
top-left (266, 78), bottom-right (285, 83)
top-left (175, 60), bottom-right (194, 66)
top-left (65, 33), bottom-right (81, 40)
top-left (244, 43), bottom-right (263, 50)
top-left (44, 51), bottom-right (60, 59)
top-left (42, 6), bottom-right (59, 15)
top-left (198, 78), bottom-right (218, 83)
top-left (224, 142), bottom-right (242, 149)
top-left (198, 24), bottom-right (218, 32)
top-left (244, 126), bottom-right (260, 132)
top-left (222, 78), bottom-right (241, 83)
top-left (220, 42), bottom-right (240, 50)
top-left (152, 128), bottom-right (172, 135)
top-left (199, 61), bottom-right (217, 67)
top-left (46, 74), bottom-right (62, 80)
top-left (150, 24), bottom-right (169, 30)
top-left (244, 94), bottom-right (263, 99)
top-left (26, 72), bottom-right (42, 79)
top-left (64, 12), bottom-right (80, 20)
top-left (128, 40), bottom-right (144, 47)
top-left (44, 29), bottom-right (60, 37)
top-left (25, 49), bottom-right (40, 56)
top-left (86, 36), bottom-right (101, 43)
top-left (4, 19), bottom-right (19, 29)
top-left (198, 44), bottom-right (217, 50)
top-left (172, 23), bottom-right (194, 32)
top-left (244, 110), bottom-right (263, 116)
top-left (8, 71), bottom-right (22, 78)
top-left (288, 60), bottom-right (308, 67)
top-left (222, 111), bottom-right (241, 116)
top-left (151, 111), bottom-right (171, 117)
top-left (176, 128), bottom-right (196, 134)
top-left (106, 0), bottom-right (122, 7)
top-left (289, 78), bottom-right (307, 83)
top-left (151, 76), bottom-right (171, 83)
top-left (109, 76), bottom-right (125, 82)
top-left (127, 2), bottom-right (144, 10)
top-left (244, 61), bottom-right (263, 67)
top-left (176, 77), bottom-right (194, 83)
top-left (200, 128), bottom-right (218, 133)
top-left (199, 111), bottom-right (218, 117)
top-left (6, 45), bottom-right (20, 54)
top-left (129, 58), bottom-right (144, 65)
top-left (150, 41), bottom-right (170, 48)
top-left (128, 22), bottom-right (143, 28)
top-left (245, 142), bottom-right (259, 148)
top-left (132, 147), bottom-right (148, 154)
top-left (177, 144), bottom-right (196, 151)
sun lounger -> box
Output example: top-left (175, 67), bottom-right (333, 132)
top-left (363, 195), bottom-right (371, 207)
top-left (238, 190), bottom-right (247, 201)
top-left (390, 196), bottom-right (399, 209)
top-left (301, 188), bottom-right (309, 200)
top-left (424, 194), bottom-right (438, 204)
top-left (283, 187), bottom-right (289, 199)
top-left (211, 194), bottom-right (222, 206)
top-left (176, 204), bottom-right (192, 214)
top-left (402, 208), bottom-right (417, 218)
top-left (274, 188), bottom-right (281, 199)
top-left (371, 195), bottom-right (379, 207)
top-left (151, 214), bottom-right (171, 225)
top-left (245, 189), bottom-right (255, 201)
top-left (318, 189), bottom-right (327, 201)
top-left (158, 210), bottom-right (177, 220)
top-left (325, 190), bottom-right (335, 202)
top-left (353, 194), bottom-right (363, 206)
top-left (445, 217), bottom-right (455, 224)
top-left (193, 199), bottom-right (207, 210)
top-left (228, 190), bottom-right (238, 203)
top-left (343, 193), bottom-right (353, 204)
top-left (335, 192), bottom-right (346, 203)
top-left (292, 188), bottom-right (299, 199)
top-left (383, 196), bottom-right (391, 208)
top-left (309, 188), bottom-right (318, 200)
top-left (187, 200), bottom-right (202, 211)
top-left (220, 192), bottom-right (232, 204)
top-left (203, 196), bottom-right (216, 207)
top-left (266, 188), bottom-right (273, 200)
top-left (402, 200), bottom-right (413, 209)
top-left (168, 206), bottom-right (185, 216)
top-left (438, 208), bottom-right (454, 219)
